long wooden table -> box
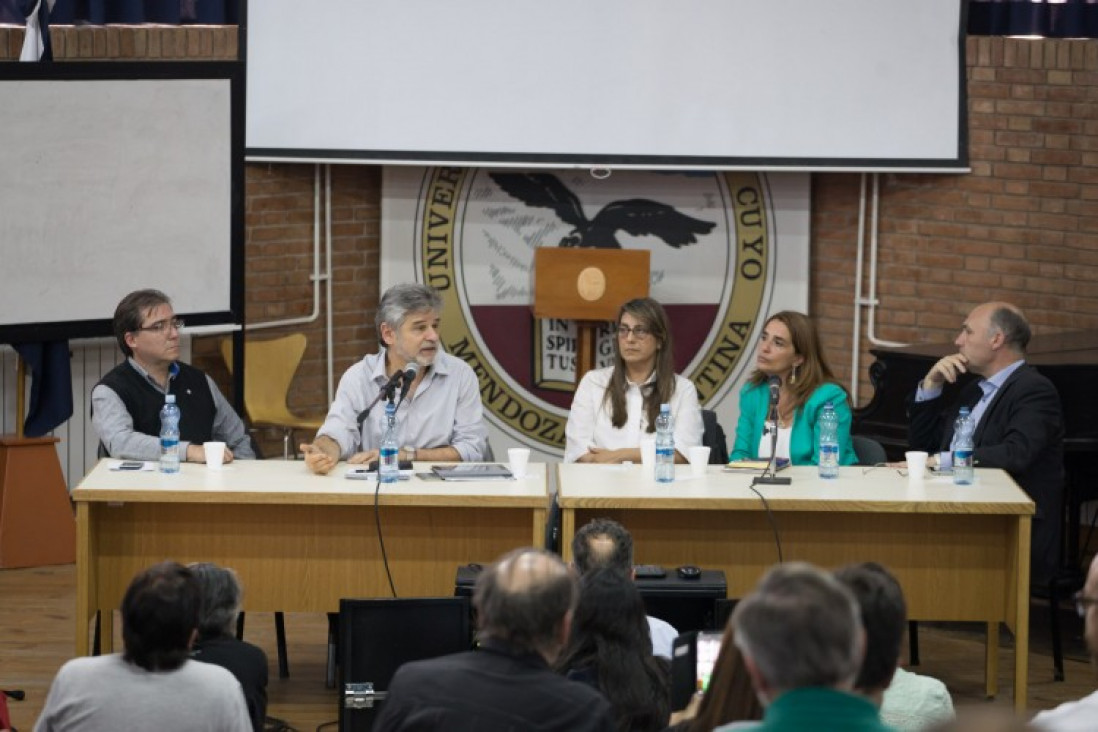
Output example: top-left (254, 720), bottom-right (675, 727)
top-left (71, 459), bottom-right (549, 656)
top-left (556, 463), bottom-right (1034, 711)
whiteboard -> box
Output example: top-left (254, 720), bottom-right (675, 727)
top-left (246, 0), bottom-right (967, 171)
top-left (0, 63), bottom-right (243, 343)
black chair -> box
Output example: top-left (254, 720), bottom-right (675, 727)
top-left (851, 435), bottom-right (887, 466)
top-left (701, 409), bottom-right (729, 465)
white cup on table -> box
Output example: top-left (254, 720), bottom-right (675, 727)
top-left (507, 447), bottom-right (531, 479)
top-left (687, 445), bottom-right (711, 478)
top-left (905, 451), bottom-right (928, 481)
top-left (203, 441), bottom-right (227, 470)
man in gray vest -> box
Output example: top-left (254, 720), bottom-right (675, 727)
top-left (92, 289), bottom-right (253, 464)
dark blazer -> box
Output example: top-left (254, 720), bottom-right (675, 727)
top-left (908, 363), bottom-right (1064, 583)
top-left (373, 640), bottom-right (615, 732)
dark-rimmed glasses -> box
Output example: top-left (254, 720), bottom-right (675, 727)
top-left (135, 317), bottom-right (185, 334)
top-left (1074, 591), bottom-right (1098, 618)
top-left (616, 324), bottom-right (652, 339)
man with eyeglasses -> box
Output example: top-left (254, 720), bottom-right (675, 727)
top-left (91, 289), bottom-right (254, 464)
top-left (1031, 553), bottom-right (1098, 730)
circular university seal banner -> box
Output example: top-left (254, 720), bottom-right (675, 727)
top-left (381, 168), bottom-right (810, 455)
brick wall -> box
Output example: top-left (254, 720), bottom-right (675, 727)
top-left (4, 28), bottom-right (1096, 449)
top-left (816, 37), bottom-right (1098, 403)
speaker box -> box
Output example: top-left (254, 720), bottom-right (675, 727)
top-left (338, 597), bottom-right (470, 732)
top-left (454, 564), bottom-right (727, 633)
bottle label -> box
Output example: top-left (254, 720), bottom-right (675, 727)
top-left (819, 444), bottom-right (839, 461)
top-left (161, 438), bottom-right (179, 450)
top-left (953, 449), bottom-right (973, 466)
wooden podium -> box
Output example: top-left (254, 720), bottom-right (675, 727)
top-left (0, 435), bottom-right (75, 568)
top-left (533, 248), bottom-right (650, 384)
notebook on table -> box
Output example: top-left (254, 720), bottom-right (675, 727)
top-left (432, 464), bottom-right (514, 481)
top-left (723, 457), bottom-right (790, 473)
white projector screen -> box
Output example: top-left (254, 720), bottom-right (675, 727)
top-left (245, 0), bottom-right (967, 171)
top-left (0, 63), bottom-right (244, 343)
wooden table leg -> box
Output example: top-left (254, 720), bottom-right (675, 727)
top-left (1013, 516), bottom-right (1031, 712)
top-left (75, 502), bottom-right (91, 656)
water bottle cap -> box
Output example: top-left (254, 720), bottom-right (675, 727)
top-left (959, 406), bottom-right (970, 415)
top-left (660, 403), bottom-right (670, 413)
top-left (385, 401), bottom-right (396, 413)
top-left (165, 394), bottom-right (176, 404)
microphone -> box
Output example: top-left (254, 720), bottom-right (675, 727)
top-left (767, 375), bottom-right (781, 417)
top-left (397, 362), bottom-right (419, 403)
top-left (356, 363), bottom-right (419, 428)
top-left (753, 374), bottom-right (791, 486)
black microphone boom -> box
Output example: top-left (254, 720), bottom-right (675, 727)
top-left (754, 374), bottom-right (791, 486)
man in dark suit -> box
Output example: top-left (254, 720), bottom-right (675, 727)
top-left (374, 548), bottom-right (614, 732)
top-left (909, 301), bottom-right (1064, 585)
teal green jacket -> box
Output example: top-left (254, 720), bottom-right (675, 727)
top-left (715, 687), bottom-right (896, 732)
top-left (730, 381), bottom-right (857, 466)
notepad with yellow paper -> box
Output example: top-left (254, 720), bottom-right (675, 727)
top-left (723, 458), bottom-right (791, 473)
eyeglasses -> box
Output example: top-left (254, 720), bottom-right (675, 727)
top-left (861, 463), bottom-right (908, 478)
top-left (1074, 591), bottom-right (1098, 618)
top-left (135, 317), bottom-right (184, 334)
top-left (616, 325), bottom-right (652, 339)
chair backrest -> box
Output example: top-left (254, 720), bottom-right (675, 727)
top-left (851, 435), bottom-right (888, 466)
top-left (219, 334), bottom-right (308, 425)
top-left (701, 409), bottom-right (729, 464)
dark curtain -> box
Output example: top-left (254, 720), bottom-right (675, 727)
top-left (968, 0), bottom-right (1098, 38)
top-left (0, 0), bottom-right (237, 24)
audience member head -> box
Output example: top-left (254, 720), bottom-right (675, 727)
top-left (121, 561), bottom-right (201, 672)
top-left (732, 562), bottom-right (863, 704)
top-left (572, 517), bottom-right (633, 577)
top-left (375, 282), bottom-right (443, 343)
top-left (834, 562), bottom-right (907, 700)
top-left (474, 547), bottom-right (578, 663)
top-left (606, 297), bottom-right (677, 431)
top-left (556, 567), bottom-right (669, 731)
top-left (685, 619), bottom-right (764, 731)
top-left (113, 288), bottom-right (172, 357)
top-left (188, 562), bottom-right (243, 642)
top-left (751, 311), bottom-right (844, 412)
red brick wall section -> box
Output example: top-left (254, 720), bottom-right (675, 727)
top-left (4, 29), bottom-right (1097, 442)
top-left (815, 37), bottom-right (1098, 404)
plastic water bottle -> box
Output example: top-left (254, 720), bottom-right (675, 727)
top-left (818, 402), bottom-right (840, 479)
top-left (379, 401), bottom-right (400, 484)
top-left (159, 394), bottom-right (180, 474)
top-left (655, 403), bottom-right (675, 484)
top-left (952, 406), bottom-right (975, 485)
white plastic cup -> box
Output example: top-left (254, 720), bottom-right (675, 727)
top-left (688, 446), bottom-right (711, 477)
top-left (507, 447), bottom-right (531, 479)
top-left (905, 451), bottom-right (928, 481)
top-left (639, 437), bottom-right (656, 477)
top-left (204, 441), bottom-right (227, 470)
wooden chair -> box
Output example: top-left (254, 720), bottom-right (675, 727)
top-left (219, 333), bottom-right (325, 460)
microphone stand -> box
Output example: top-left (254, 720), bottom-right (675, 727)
top-left (753, 401), bottom-right (791, 486)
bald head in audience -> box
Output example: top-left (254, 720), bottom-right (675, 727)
top-left (474, 547), bottom-right (578, 664)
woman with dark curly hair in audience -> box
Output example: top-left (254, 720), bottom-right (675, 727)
top-left (556, 567), bottom-right (671, 732)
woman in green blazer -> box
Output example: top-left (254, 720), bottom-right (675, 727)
top-left (730, 311), bottom-right (857, 466)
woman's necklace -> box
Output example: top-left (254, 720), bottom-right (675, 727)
top-left (777, 394), bottom-right (795, 428)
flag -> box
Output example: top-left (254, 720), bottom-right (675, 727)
top-left (19, 0), bottom-right (54, 62)
top-left (13, 341), bottom-right (73, 437)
